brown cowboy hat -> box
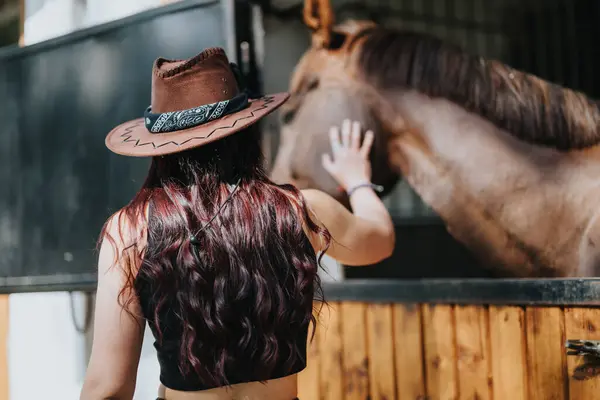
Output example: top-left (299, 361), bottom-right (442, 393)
top-left (105, 47), bottom-right (289, 157)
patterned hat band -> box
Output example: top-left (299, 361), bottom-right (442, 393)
top-left (144, 92), bottom-right (249, 134)
top-left (143, 63), bottom-right (256, 134)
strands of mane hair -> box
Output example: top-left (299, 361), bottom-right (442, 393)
top-left (357, 28), bottom-right (600, 151)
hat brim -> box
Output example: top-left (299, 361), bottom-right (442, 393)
top-left (105, 92), bottom-right (289, 157)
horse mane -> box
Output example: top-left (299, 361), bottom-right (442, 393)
top-left (357, 27), bottom-right (600, 150)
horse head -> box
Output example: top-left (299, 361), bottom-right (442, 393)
top-left (270, 0), bottom-right (399, 204)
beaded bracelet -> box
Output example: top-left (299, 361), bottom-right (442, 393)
top-left (346, 182), bottom-right (384, 197)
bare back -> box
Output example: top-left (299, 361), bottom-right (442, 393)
top-left (162, 375), bottom-right (297, 400)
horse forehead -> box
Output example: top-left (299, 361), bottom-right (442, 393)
top-left (298, 49), bottom-right (342, 72)
top-left (290, 51), bottom-right (322, 89)
top-left (290, 20), bottom-right (377, 89)
top-left (290, 51), bottom-right (348, 91)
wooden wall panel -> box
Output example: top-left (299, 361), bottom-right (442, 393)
top-left (319, 302), bottom-right (344, 400)
top-left (455, 305), bottom-right (492, 400)
top-left (341, 302), bottom-right (369, 400)
top-left (297, 315), bottom-right (321, 400)
top-left (393, 304), bottom-right (426, 400)
top-left (300, 301), bottom-right (600, 400)
top-left (564, 308), bottom-right (600, 399)
top-left (489, 306), bottom-right (528, 400)
top-left (525, 307), bottom-right (568, 400)
top-left (422, 304), bottom-right (457, 400)
top-left (366, 304), bottom-right (396, 399)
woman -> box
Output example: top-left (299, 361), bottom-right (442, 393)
top-left (80, 47), bottom-right (394, 400)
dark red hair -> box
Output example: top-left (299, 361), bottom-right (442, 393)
top-left (99, 124), bottom-right (329, 387)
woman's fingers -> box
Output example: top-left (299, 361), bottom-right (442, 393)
top-left (341, 119), bottom-right (351, 147)
top-left (360, 130), bottom-right (374, 158)
top-left (330, 120), bottom-right (373, 158)
top-left (329, 125), bottom-right (341, 156)
top-left (351, 121), bottom-right (361, 150)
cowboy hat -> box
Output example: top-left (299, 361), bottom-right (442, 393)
top-left (105, 47), bottom-right (289, 157)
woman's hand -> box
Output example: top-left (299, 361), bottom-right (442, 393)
top-left (322, 119), bottom-right (375, 191)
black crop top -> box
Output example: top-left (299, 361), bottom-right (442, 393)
top-left (134, 212), bottom-right (311, 391)
top-left (135, 269), bottom-right (309, 391)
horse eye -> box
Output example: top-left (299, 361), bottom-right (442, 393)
top-left (307, 78), bottom-right (319, 91)
top-left (329, 31), bottom-right (347, 50)
top-left (280, 107), bottom-right (297, 125)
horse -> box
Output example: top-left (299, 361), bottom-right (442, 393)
top-left (269, 0), bottom-right (600, 277)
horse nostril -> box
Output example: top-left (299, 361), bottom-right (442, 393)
top-left (280, 108), bottom-right (297, 125)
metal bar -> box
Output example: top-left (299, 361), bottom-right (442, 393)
top-left (4, 275), bottom-right (600, 307)
top-left (458, 0), bottom-right (471, 52)
top-left (422, 0), bottom-right (434, 29)
top-left (564, 0), bottom-right (578, 89)
top-left (552, 0), bottom-right (564, 85)
top-left (323, 278), bottom-right (600, 306)
top-left (0, 273), bottom-right (97, 294)
top-left (443, 0), bottom-right (452, 42)
top-left (0, 2), bottom-right (19, 27)
top-left (582, 5), bottom-right (594, 95)
top-left (222, 0), bottom-right (236, 63)
top-left (562, 2), bottom-right (580, 88)
top-left (534, 0), bottom-right (548, 79)
top-left (18, 0), bottom-right (23, 46)
top-left (470, 0), bottom-right (485, 59)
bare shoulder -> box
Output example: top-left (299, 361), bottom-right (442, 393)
top-left (98, 207), bottom-right (147, 276)
top-left (295, 189), bottom-right (331, 252)
top-left (300, 188), bottom-right (342, 212)
top-left (102, 209), bottom-right (146, 250)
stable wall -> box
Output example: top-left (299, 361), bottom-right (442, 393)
top-left (10, 3), bottom-right (165, 399)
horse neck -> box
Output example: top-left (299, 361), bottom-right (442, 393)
top-left (376, 89), bottom-right (597, 277)
top-left (381, 89), bottom-right (564, 175)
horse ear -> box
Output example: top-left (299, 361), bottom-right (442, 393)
top-left (303, 0), bottom-right (335, 48)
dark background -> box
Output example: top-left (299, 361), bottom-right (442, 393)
top-left (0, 0), bottom-right (231, 284)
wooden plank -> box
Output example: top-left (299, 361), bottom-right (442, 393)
top-left (366, 303), bottom-right (396, 399)
top-left (319, 302), bottom-right (344, 400)
top-left (393, 304), bottom-right (426, 400)
top-left (525, 307), bottom-right (567, 400)
top-left (422, 304), bottom-right (457, 400)
top-left (297, 309), bottom-right (321, 400)
top-left (489, 306), bottom-right (527, 400)
top-left (0, 295), bottom-right (9, 400)
top-left (454, 305), bottom-right (491, 400)
top-left (564, 308), bottom-right (600, 399)
top-left (341, 302), bottom-right (369, 400)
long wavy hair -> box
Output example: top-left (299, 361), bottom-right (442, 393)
top-left (99, 124), bottom-right (330, 387)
